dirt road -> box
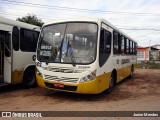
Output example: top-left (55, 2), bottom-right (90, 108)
top-left (0, 69), bottom-right (160, 119)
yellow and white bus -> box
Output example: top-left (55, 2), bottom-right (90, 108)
top-left (36, 18), bottom-right (137, 94)
top-left (0, 16), bottom-right (40, 87)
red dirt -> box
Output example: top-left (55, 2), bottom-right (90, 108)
top-left (0, 69), bottom-right (160, 120)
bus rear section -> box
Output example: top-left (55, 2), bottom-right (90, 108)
top-left (0, 16), bottom-right (40, 87)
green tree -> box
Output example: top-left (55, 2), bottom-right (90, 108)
top-left (157, 55), bottom-right (160, 61)
top-left (16, 14), bottom-right (44, 27)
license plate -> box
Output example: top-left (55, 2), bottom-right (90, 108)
top-left (54, 83), bottom-right (64, 88)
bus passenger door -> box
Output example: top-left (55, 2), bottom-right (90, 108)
top-left (0, 31), bottom-right (12, 84)
top-left (0, 31), bottom-right (5, 84)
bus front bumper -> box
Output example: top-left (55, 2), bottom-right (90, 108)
top-left (36, 74), bottom-right (100, 94)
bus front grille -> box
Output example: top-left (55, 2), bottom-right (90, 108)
top-left (42, 66), bottom-right (85, 73)
top-left (44, 75), bottom-right (79, 83)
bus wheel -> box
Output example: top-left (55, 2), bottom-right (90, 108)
top-left (106, 73), bottom-right (115, 94)
top-left (23, 68), bottom-right (37, 88)
top-left (129, 66), bottom-right (134, 79)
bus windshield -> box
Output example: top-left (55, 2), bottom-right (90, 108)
top-left (37, 22), bottom-right (98, 64)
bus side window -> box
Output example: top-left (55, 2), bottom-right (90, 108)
top-left (129, 40), bottom-right (132, 55)
top-left (118, 34), bottom-right (121, 54)
top-left (12, 26), bottom-right (19, 51)
top-left (20, 28), bottom-right (39, 52)
top-left (126, 39), bottom-right (129, 54)
top-left (134, 42), bottom-right (137, 55)
top-left (113, 31), bottom-right (121, 55)
top-left (124, 37), bottom-right (126, 54)
top-left (5, 32), bottom-right (11, 57)
top-left (100, 28), bottom-right (104, 50)
top-left (131, 41), bottom-right (134, 55)
top-left (99, 28), bottom-right (111, 67)
top-left (129, 40), bottom-right (131, 54)
top-left (133, 42), bottom-right (135, 54)
top-left (104, 30), bottom-right (111, 52)
top-left (113, 31), bottom-right (118, 54)
top-left (121, 36), bottom-right (125, 54)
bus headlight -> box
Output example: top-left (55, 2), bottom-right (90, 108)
top-left (80, 70), bottom-right (96, 82)
top-left (36, 68), bottom-right (43, 78)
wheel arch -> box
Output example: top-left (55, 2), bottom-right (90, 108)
top-left (22, 64), bottom-right (37, 88)
top-left (111, 69), bottom-right (117, 83)
top-left (23, 64), bottom-right (36, 79)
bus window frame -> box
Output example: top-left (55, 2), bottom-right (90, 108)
top-left (20, 28), bottom-right (39, 52)
top-left (37, 22), bottom-right (99, 65)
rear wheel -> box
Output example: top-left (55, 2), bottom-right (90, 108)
top-left (107, 73), bottom-right (115, 94)
top-left (22, 68), bottom-right (37, 88)
top-left (129, 65), bottom-right (134, 79)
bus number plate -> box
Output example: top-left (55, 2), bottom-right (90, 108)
top-left (54, 83), bottom-right (64, 88)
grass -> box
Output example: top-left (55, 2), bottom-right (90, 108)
top-left (137, 61), bottom-right (160, 69)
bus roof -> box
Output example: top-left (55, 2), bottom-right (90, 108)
top-left (44, 17), bottom-right (137, 43)
top-left (0, 16), bottom-right (40, 31)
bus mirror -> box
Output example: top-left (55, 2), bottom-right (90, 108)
top-left (32, 55), bottom-right (36, 61)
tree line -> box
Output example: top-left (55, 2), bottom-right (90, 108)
top-left (16, 14), bottom-right (44, 27)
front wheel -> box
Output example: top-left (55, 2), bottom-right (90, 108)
top-left (106, 73), bottom-right (115, 94)
top-left (22, 68), bottom-right (37, 88)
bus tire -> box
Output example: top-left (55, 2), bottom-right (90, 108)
top-left (106, 72), bottom-right (116, 94)
top-left (22, 68), bottom-right (37, 88)
top-left (129, 65), bottom-right (134, 79)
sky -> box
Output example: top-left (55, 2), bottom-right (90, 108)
top-left (0, 0), bottom-right (160, 47)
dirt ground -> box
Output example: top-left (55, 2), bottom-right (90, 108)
top-left (0, 69), bottom-right (160, 120)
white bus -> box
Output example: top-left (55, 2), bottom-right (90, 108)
top-left (36, 18), bottom-right (137, 94)
top-left (0, 16), bottom-right (40, 87)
